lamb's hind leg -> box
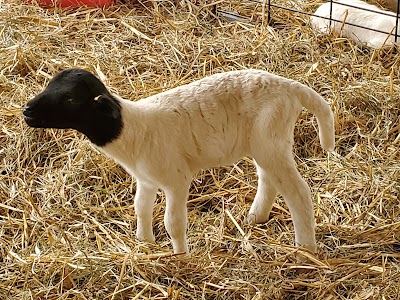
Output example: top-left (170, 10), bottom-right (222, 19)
top-left (254, 150), bottom-right (317, 252)
top-left (248, 161), bottom-right (278, 224)
top-left (134, 180), bottom-right (158, 242)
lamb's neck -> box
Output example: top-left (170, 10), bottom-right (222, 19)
top-left (99, 97), bottom-right (148, 167)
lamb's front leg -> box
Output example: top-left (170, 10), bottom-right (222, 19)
top-left (164, 184), bottom-right (190, 254)
top-left (134, 180), bottom-right (158, 242)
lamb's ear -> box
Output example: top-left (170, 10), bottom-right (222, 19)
top-left (94, 94), bottom-right (121, 120)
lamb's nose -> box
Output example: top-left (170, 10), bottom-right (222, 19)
top-left (23, 105), bottom-right (32, 116)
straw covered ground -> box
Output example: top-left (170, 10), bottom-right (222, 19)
top-left (0, 0), bottom-right (399, 298)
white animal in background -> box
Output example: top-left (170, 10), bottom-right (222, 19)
top-left (311, 0), bottom-right (400, 49)
top-left (23, 68), bottom-right (335, 255)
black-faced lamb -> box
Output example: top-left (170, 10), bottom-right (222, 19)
top-left (23, 68), bottom-right (335, 255)
top-left (311, 0), bottom-right (399, 49)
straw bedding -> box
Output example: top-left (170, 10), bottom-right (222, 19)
top-left (0, 0), bottom-right (399, 299)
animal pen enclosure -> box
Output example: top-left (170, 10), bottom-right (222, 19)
top-left (215, 0), bottom-right (400, 42)
top-left (0, 0), bottom-right (399, 299)
top-left (233, 0), bottom-right (400, 41)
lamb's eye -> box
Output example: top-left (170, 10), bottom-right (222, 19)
top-left (64, 95), bottom-right (75, 103)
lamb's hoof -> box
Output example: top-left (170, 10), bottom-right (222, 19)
top-left (175, 251), bottom-right (191, 260)
top-left (294, 243), bottom-right (318, 264)
top-left (136, 234), bottom-right (156, 243)
top-left (246, 213), bottom-right (270, 225)
top-left (246, 213), bottom-right (257, 225)
top-left (297, 243), bottom-right (317, 254)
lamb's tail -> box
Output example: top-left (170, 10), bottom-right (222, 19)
top-left (291, 81), bottom-right (335, 152)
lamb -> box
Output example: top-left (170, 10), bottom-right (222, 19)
top-left (23, 68), bottom-right (335, 255)
top-left (311, 0), bottom-right (399, 49)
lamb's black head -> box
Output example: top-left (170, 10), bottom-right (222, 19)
top-left (23, 68), bottom-right (123, 147)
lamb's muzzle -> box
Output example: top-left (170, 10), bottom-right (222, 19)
top-left (24, 68), bottom-right (335, 255)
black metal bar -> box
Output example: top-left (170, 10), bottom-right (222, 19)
top-left (267, 0), bottom-right (271, 25)
top-left (329, 0), bottom-right (333, 29)
top-left (396, 0), bottom-right (400, 42)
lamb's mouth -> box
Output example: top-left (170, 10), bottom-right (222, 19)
top-left (23, 114), bottom-right (43, 127)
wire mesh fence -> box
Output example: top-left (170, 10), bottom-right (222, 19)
top-left (218, 0), bottom-right (400, 43)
